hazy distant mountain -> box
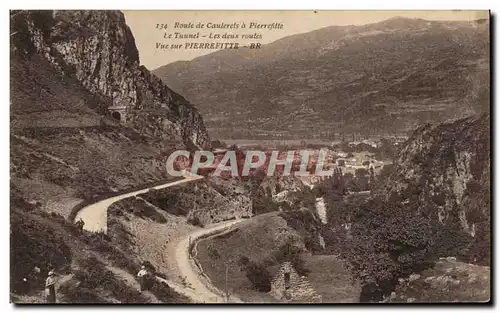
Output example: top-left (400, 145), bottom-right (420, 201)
top-left (154, 17), bottom-right (489, 140)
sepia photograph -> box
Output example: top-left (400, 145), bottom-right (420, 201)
top-left (9, 9), bottom-right (491, 304)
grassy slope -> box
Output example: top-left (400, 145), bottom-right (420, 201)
top-left (11, 197), bottom-right (150, 303)
top-left (195, 212), bottom-right (360, 302)
top-left (10, 54), bottom-right (183, 217)
top-left (10, 53), bottom-right (188, 302)
top-left (107, 196), bottom-right (197, 283)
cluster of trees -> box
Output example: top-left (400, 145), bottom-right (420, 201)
top-left (321, 171), bottom-right (478, 301)
top-left (314, 166), bottom-right (375, 197)
top-left (238, 256), bottom-right (272, 292)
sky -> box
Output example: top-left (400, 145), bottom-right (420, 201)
top-left (122, 10), bottom-right (488, 70)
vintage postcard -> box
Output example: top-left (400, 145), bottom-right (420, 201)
top-left (10, 10), bottom-right (490, 304)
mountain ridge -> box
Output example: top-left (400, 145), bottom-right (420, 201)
top-left (154, 16), bottom-right (489, 139)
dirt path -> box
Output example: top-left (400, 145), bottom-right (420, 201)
top-left (173, 220), bottom-right (245, 303)
top-left (106, 266), bottom-right (160, 303)
top-left (73, 172), bottom-right (247, 303)
top-left (315, 197), bottom-right (328, 224)
top-left (75, 173), bottom-right (203, 233)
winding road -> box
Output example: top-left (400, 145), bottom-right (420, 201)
top-left (75, 172), bottom-right (202, 233)
top-left (73, 172), bottom-right (245, 303)
top-left (174, 220), bottom-right (244, 303)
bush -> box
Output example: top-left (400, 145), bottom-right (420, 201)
top-left (110, 198), bottom-right (166, 223)
top-left (150, 280), bottom-right (190, 303)
top-left (338, 199), bottom-right (438, 301)
top-left (76, 256), bottom-right (147, 303)
top-left (279, 209), bottom-right (322, 253)
top-left (239, 257), bottom-right (272, 292)
top-left (274, 241), bottom-right (309, 277)
top-left (10, 213), bottom-right (72, 294)
top-left (187, 216), bottom-right (204, 227)
top-left (210, 140), bottom-right (226, 149)
top-left (76, 257), bottom-right (116, 290)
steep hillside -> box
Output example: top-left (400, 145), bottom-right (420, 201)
top-left (373, 114), bottom-right (490, 265)
top-left (195, 212), bottom-right (360, 302)
top-left (155, 17), bottom-right (489, 139)
top-left (10, 10), bottom-right (210, 303)
top-left (12, 10), bottom-right (210, 148)
top-left (10, 10), bottom-right (211, 215)
top-left (10, 53), bottom-right (183, 210)
top-left (11, 193), bottom-right (189, 303)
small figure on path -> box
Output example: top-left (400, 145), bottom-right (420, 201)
top-left (45, 270), bottom-right (57, 303)
top-left (137, 264), bottom-right (154, 292)
top-left (75, 218), bottom-right (85, 231)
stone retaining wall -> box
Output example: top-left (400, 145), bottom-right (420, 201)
top-left (269, 261), bottom-right (322, 303)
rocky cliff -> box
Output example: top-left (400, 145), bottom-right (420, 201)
top-left (10, 10), bottom-right (212, 214)
top-left (11, 10), bottom-right (210, 149)
top-left (10, 10), bottom-right (210, 303)
top-left (374, 114), bottom-right (490, 264)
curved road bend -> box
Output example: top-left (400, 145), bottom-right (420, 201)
top-left (74, 172), bottom-right (246, 303)
top-left (174, 219), bottom-right (244, 303)
top-left (75, 173), bottom-right (203, 233)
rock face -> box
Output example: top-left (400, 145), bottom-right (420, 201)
top-left (140, 178), bottom-right (254, 225)
top-left (374, 114), bottom-right (490, 263)
top-left (11, 10), bottom-right (210, 149)
top-left (385, 258), bottom-right (490, 303)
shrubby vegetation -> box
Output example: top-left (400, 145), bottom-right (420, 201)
top-left (10, 212), bottom-right (72, 294)
top-left (322, 173), bottom-right (478, 301)
top-left (238, 256), bottom-right (272, 292)
top-left (210, 140), bottom-right (227, 149)
top-left (61, 256), bottom-right (148, 303)
top-left (317, 160), bottom-right (486, 301)
top-left (279, 209), bottom-right (323, 253)
top-left (274, 240), bottom-right (310, 277)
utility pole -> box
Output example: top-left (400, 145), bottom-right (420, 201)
top-left (225, 261), bottom-right (229, 302)
top-left (341, 108), bottom-right (345, 143)
top-left (193, 184), bottom-right (198, 212)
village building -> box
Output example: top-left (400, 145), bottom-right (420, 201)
top-left (269, 261), bottom-right (322, 303)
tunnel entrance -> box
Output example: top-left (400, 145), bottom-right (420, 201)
top-left (111, 111), bottom-right (121, 121)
